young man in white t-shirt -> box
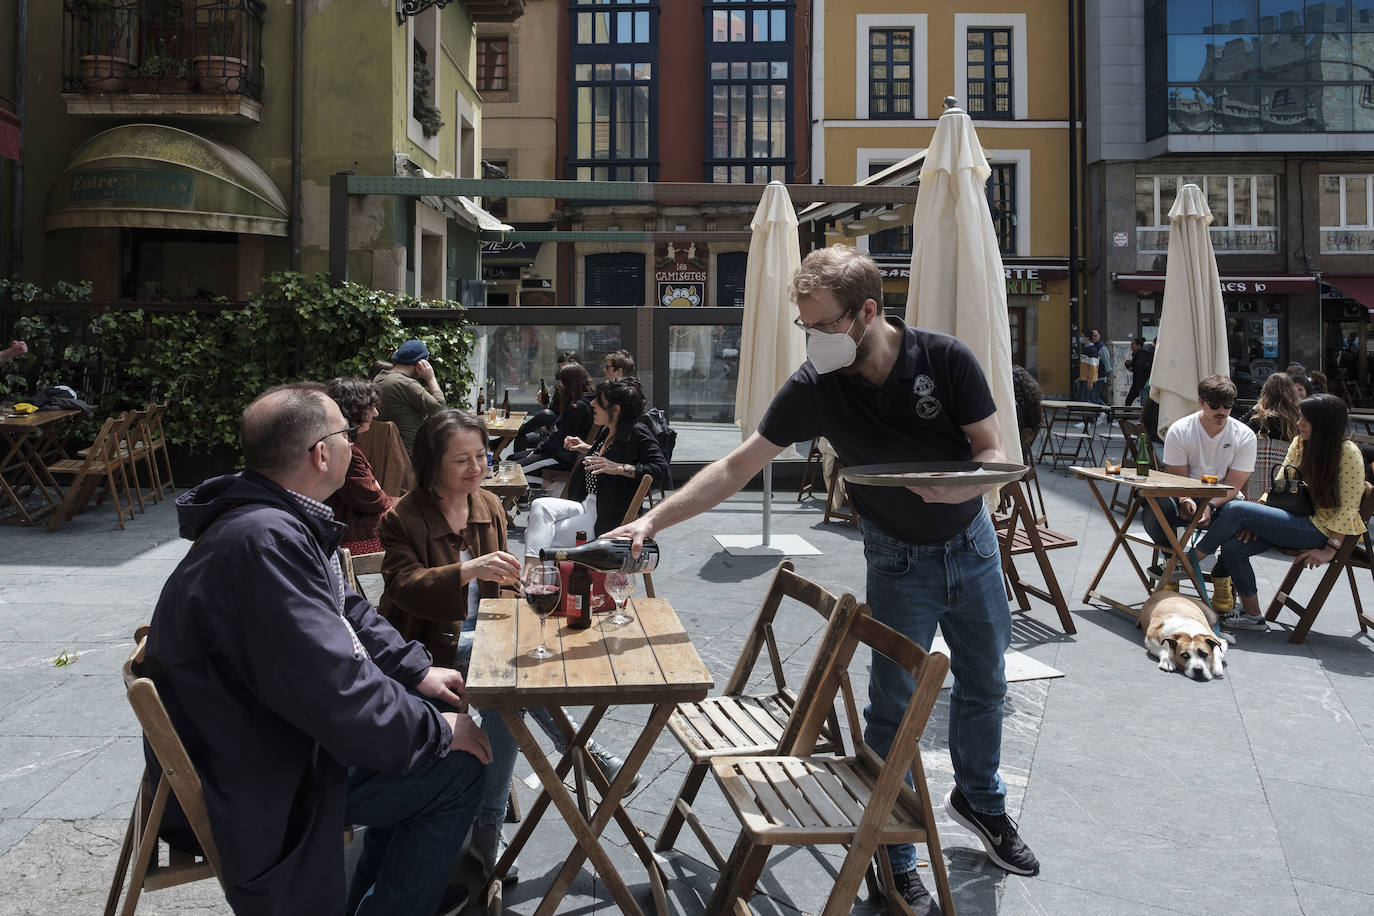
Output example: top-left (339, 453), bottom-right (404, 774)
top-left (1144, 375), bottom-right (1256, 609)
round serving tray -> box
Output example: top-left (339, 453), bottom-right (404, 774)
top-left (839, 461), bottom-right (1028, 488)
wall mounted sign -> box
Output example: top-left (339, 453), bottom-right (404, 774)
top-left (69, 168), bottom-right (195, 206)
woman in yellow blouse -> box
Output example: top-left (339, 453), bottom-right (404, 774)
top-left (1190, 393), bottom-right (1367, 631)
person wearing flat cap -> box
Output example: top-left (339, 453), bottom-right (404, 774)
top-left (375, 339), bottom-right (447, 452)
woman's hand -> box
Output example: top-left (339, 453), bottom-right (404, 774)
top-left (584, 454), bottom-right (626, 476)
top-left (466, 550), bottom-right (522, 584)
top-left (1297, 545), bottom-right (1337, 568)
top-left (563, 435), bottom-right (592, 453)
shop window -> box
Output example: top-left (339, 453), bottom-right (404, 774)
top-left (1135, 174), bottom-right (1279, 254)
top-left (1320, 173), bottom-right (1374, 253)
top-left (585, 252), bottom-right (646, 306)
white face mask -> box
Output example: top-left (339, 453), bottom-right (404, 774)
top-left (806, 314), bottom-right (868, 374)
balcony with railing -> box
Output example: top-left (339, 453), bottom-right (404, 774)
top-left (61, 0), bottom-right (266, 121)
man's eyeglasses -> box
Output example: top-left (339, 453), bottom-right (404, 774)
top-left (308, 425), bottom-right (359, 452)
top-left (792, 309), bottom-right (855, 332)
top-left (1205, 400), bottom-right (1234, 411)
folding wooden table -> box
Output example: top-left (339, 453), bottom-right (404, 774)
top-left (485, 411), bottom-right (528, 460)
top-left (0, 409), bottom-right (81, 525)
top-left (1073, 466), bottom-right (1231, 617)
top-left (480, 463), bottom-right (528, 514)
top-left (466, 595), bottom-right (713, 916)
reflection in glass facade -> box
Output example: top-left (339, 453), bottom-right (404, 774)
top-left (1145, 0), bottom-right (1374, 136)
top-left (666, 324), bottom-right (740, 422)
top-left (470, 325), bottom-right (623, 412)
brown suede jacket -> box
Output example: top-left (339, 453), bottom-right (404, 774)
top-left (377, 485), bottom-right (507, 668)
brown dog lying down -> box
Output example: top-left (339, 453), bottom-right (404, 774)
top-left (1141, 591), bottom-right (1227, 681)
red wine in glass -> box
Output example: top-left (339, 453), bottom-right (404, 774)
top-left (525, 584), bottom-right (561, 617)
top-left (523, 563), bottom-right (561, 659)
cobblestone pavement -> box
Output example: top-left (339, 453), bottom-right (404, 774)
top-left (2, 463), bottom-right (1373, 915)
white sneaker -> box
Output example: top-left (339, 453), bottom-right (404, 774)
top-left (1220, 610), bottom-right (1266, 631)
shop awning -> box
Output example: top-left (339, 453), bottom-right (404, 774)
top-left (45, 123), bottom-right (287, 235)
top-left (1324, 274), bottom-right (1374, 318)
top-left (0, 108), bottom-right (19, 162)
top-left (1113, 272), bottom-right (1317, 294)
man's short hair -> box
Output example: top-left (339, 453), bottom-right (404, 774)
top-left (242, 382), bottom-right (333, 476)
top-left (605, 349), bottom-right (636, 376)
top-left (1197, 374), bottom-right (1237, 405)
top-left (790, 246), bottom-right (882, 315)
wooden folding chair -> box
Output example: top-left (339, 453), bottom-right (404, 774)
top-left (144, 402), bottom-right (176, 497)
top-left (705, 606), bottom-right (955, 916)
top-left (797, 439), bottom-right (824, 502)
top-left (996, 477), bottom-right (1078, 634)
top-left (620, 474), bottom-right (657, 598)
top-left (81, 408), bottom-right (157, 511)
top-left (655, 561), bottom-right (858, 861)
top-left (1265, 483), bottom-right (1374, 643)
top-left (46, 414), bottom-right (138, 531)
top-left (105, 627), bottom-right (224, 915)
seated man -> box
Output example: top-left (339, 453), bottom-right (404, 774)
top-left (375, 339), bottom-right (447, 452)
top-left (142, 382), bottom-right (491, 916)
top-left (1143, 374), bottom-right (1255, 608)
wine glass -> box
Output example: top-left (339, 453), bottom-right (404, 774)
top-left (523, 563), bottom-right (561, 660)
top-left (604, 571), bottom-right (635, 627)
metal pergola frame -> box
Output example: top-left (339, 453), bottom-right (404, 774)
top-left (326, 174), bottom-right (920, 285)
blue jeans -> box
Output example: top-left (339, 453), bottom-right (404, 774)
top-left (344, 744), bottom-right (487, 916)
top-left (1194, 501), bottom-right (1326, 598)
top-left (455, 629), bottom-right (523, 826)
top-left (862, 509), bottom-right (1011, 875)
top-left (1090, 379), bottom-right (1109, 406)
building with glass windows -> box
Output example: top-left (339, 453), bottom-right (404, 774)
top-left (809, 1), bottom-right (1080, 394)
top-left (1087, 0), bottom-right (1374, 393)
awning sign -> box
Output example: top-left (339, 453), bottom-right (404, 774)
top-left (69, 168), bottom-right (194, 206)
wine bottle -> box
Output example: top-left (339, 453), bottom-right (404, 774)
top-left (476, 389), bottom-right (485, 414)
top-left (566, 531), bottom-right (593, 629)
top-left (540, 536), bottom-right (659, 573)
top-left (1135, 433), bottom-right (1151, 478)
top-left (501, 389), bottom-right (511, 418)
top-left (538, 378), bottom-right (549, 408)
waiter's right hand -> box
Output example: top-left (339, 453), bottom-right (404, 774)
top-left (444, 712), bottom-right (493, 762)
top-left (606, 517), bottom-right (654, 558)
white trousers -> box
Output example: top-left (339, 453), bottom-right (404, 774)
top-left (524, 493), bottom-right (598, 560)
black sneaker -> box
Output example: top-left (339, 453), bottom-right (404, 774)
top-left (891, 868), bottom-right (942, 916)
top-left (944, 787), bottom-right (1040, 876)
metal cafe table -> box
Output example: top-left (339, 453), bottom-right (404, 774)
top-left (0, 408), bottom-right (82, 525)
top-left (1073, 465), bottom-right (1232, 617)
top-left (466, 595), bottom-right (713, 915)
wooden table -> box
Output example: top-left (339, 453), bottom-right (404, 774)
top-left (485, 411), bottom-right (528, 460)
top-left (0, 409), bottom-right (81, 526)
top-left (1037, 400), bottom-right (1107, 468)
top-left (467, 596), bottom-right (713, 916)
top-left (1073, 466), bottom-right (1232, 617)
top-left (481, 463), bottom-right (528, 513)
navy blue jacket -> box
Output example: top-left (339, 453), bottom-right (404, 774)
top-left (143, 471), bottom-right (451, 914)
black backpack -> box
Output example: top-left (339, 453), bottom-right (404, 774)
top-left (641, 407), bottom-right (676, 489)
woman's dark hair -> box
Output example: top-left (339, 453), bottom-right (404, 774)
top-left (1309, 369), bottom-right (1329, 394)
top-left (555, 362), bottom-right (593, 414)
top-left (326, 377), bottom-right (380, 428)
top-left (596, 376), bottom-right (646, 428)
top-left (1290, 373), bottom-right (1313, 399)
top-left (412, 409), bottom-right (489, 494)
top-left (1298, 393), bottom-right (1348, 509)
top-left (1252, 372), bottom-right (1300, 440)
top-left (556, 349), bottom-right (581, 366)
top-left (1011, 366), bottom-right (1043, 439)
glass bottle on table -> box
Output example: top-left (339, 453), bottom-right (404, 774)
top-left (566, 531), bottom-right (593, 630)
top-left (501, 389), bottom-right (511, 419)
top-left (537, 378), bottom-right (549, 408)
top-left (1135, 433), bottom-right (1151, 478)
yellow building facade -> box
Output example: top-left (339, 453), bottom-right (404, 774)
top-left (813, 1), bottom-right (1079, 395)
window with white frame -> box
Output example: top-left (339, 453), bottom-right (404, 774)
top-left (856, 14), bottom-right (927, 120)
top-left (953, 14), bottom-right (1026, 122)
top-left (1135, 175), bottom-right (1279, 254)
top-left (1320, 174), bottom-right (1374, 254)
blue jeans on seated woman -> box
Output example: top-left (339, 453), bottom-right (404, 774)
top-left (1193, 501), bottom-right (1327, 598)
top-left (861, 509), bottom-right (1010, 876)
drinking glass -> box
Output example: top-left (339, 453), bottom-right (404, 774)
top-left (604, 572), bottom-right (635, 627)
top-left (499, 460), bottom-right (517, 482)
top-left (1201, 464), bottom-right (1219, 485)
top-left (523, 563), bottom-right (562, 659)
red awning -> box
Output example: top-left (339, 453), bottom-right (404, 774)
top-left (1114, 273), bottom-right (1318, 295)
top-left (1325, 274), bottom-right (1374, 319)
top-left (0, 108), bottom-right (19, 162)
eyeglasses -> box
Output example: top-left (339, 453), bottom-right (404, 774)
top-left (308, 425), bottom-right (358, 452)
top-left (1205, 400), bottom-right (1235, 411)
top-left (792, 309), bottom-right (855, 332)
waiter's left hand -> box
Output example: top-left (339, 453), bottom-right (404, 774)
top-left (907, 482), bottom-right (1001, 504)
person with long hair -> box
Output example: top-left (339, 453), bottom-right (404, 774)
top-left (1244, 372), bottom-right (1301, 440)
top-left (378, 410), bottom-right (524, 895)
top-left (516, 361), bottom-right (595, 485)
top-left (1011, 366), bottom-right (1043, 461)
top-left (522, 376), bottom-right (670, 565)
top-left (1187, 393), bottom-right (1367, 630)
top-left (324, 377), bottom-right (397, 554)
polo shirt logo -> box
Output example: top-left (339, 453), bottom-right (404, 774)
top-left (913, 374), bottom-right (936, 397)
top-left (915, 397), bottom-right (942, 420)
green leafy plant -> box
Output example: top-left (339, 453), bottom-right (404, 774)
top-left (70, 0), bottom-right (132, 56)
top-left (412, 59), bottom-right (444, 137)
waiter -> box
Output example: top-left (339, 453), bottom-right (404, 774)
top-left (611, 246), bottom-right (1037, 914)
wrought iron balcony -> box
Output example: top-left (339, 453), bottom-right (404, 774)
top-left (61, 0), bottom-right (265, 120)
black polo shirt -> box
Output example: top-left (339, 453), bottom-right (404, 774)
top-left (758, 319), bottom-right (997, 545)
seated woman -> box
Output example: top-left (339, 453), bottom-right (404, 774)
top-left (324, 377), bottom-right (397, 555)
top-left (378, 410), bottom-right (525, 880)
top-left (516, 362), bottom-right (595, 486)
top-left (1188, 393), bottom-right (1367, 631)
top-left (1242, 372), bottom-right (1301, 441)
top-left (513, 350), bottom-right (582, 452)
top-left (1012, 366), bottom-right (1043, 462)
top-left (523, 376), bottom-right (670, 564)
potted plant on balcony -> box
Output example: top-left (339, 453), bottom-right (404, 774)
top-left (71, 0), bottom-right (135, 92)
top-left (131, 50), bottom-right (191, 93)
top-left (193, 11), bottom-right (246, 94)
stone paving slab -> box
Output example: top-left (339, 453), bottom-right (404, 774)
top-left (2, 462), bottom-right (1374, 913)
